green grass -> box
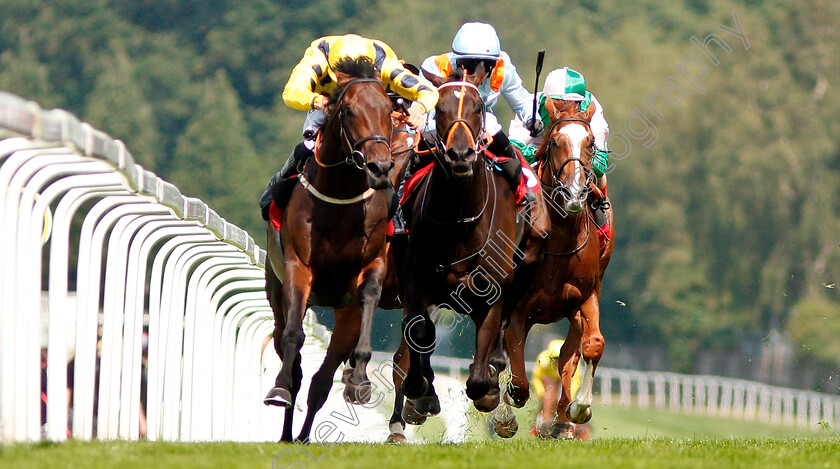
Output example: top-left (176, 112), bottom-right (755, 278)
top-left (3, 438), bottom-right (839, 469)
top-left (2, 405), bottom-right (838, 469)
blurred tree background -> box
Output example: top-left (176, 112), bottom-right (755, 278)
top-left (1, 0), bottom-right (838, 391)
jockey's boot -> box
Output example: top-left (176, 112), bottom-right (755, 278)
top-left (259, 141), bottom-right (315, 220)
top-left (588, 178), bottom-right (611, 241)
top-left (392, 181), bottom-right (408, 237)
top-left (488, 131), bottom-right (535, 207)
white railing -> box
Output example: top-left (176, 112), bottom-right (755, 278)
top-left (378, 353), bottom-right (840, 429)
top-left (0, 91), bottom-right (281, 443)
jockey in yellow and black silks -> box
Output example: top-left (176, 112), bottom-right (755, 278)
top-left (259, 34), bottom-right (438, 216)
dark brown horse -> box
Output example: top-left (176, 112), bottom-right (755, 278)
top-left (386, 70), bottom-right (535, 442)
top-left (500, 98), bottom-right (614, 439)
top-left (263, 60), bottom-right (397, 442)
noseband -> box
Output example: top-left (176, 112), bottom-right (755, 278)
top-left (318, 77), bottom-right (392, 170)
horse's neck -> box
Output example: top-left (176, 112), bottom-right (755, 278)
top-left (309, 134), bottom-right (368, 195)
top-left (549, 208), bottom-right (589, 248)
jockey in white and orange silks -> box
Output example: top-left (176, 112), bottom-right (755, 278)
top-left (419, 22), bottom-right (539, 207)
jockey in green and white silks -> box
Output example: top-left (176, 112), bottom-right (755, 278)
top-left (509, 67), bottom-right (611, 232)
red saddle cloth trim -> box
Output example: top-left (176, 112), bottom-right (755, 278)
top-left (399, 162), bottom-right (434, 205)
top-left (269, 200), bottom-right (283, 231)
top-left (399, 151), bottom-right (532, 206)
top-left (387, 219), bottom-right (395, 237)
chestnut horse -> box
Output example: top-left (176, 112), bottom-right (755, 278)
top-left (386, 70), bottom-right (538, 442)
top-left (263, 61), bottom-right (397, 442)
top-left (501, 98), bottom-right (614, 439)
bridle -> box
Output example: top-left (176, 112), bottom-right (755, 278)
top-left (420, 80), bottom-right (487, 175)
top-left (316, 77), bottom-right (392, 170)
top-left (538, 117), bottom-right (597, 257)
top-left (539, 117), bottom-right (596, 199)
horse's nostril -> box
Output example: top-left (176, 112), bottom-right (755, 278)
top-left (366, 161), bottom-right (393, 176)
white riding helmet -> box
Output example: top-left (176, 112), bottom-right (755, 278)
top-left (451, 22), bottom-right (501, 60)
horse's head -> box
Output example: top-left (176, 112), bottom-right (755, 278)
top-left (322, 59), bottom-right (395, 190)
top-left (538, 98), bottom-right (597, 214)
top-left (424, 69), bottom-right (485, 178)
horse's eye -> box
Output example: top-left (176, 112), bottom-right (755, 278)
top-left (342, 107), bottom-right (354, 119)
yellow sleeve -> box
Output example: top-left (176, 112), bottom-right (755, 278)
top-left (282, 39), bottom-right (331, 111)
top-left (375, 41), bottom-right (439, 112)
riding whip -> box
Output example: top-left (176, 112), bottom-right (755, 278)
top-left (530, 50), bottom-right (546, 137)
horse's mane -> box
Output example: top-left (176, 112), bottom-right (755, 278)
top-left (327, 56), bottom-right (378, 106)
top-left (332, 56), bottom-right (377, 79)
top-left (448, 68), bottom-right (465, 81)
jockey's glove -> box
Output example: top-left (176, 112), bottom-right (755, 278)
top-left (525, 117), bottom-right (544, 138)
top-left (592, 149), bottom-right (609, 178)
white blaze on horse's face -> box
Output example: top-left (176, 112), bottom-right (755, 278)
top-left (558, 123), bottom-right (590, 213)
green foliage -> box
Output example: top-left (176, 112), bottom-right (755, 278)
top-left (169, 69), bottom-right (263, 235)
top-left (1, 0), bottom-right (839, 379)
top-left (788, 297), bottom-right (840, 368)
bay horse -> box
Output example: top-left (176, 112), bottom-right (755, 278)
top-left (263, 59), bottom-right (397, 442)
top-left (500, 98), bottom-right (614, 439)
top-left (386, 69), bottom-right (537, 442)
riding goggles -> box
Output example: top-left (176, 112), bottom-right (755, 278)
top-left (454, 57), bottom-right (498, 74)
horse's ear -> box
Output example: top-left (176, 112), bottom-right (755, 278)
top-left (544, 97), bottom-right (559, 119)
top-left (423, 70), bottom-right (446, 88)
top-left (581, 102), bottom-right (596, 122)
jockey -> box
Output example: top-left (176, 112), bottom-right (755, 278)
top-left (530, 339), bottom-right (588, 440)
top-left (420, 22), bottom-right (538, 206)
top-left (260, 34), bottom-right (438, 215)
top-left (509, 67), bottom-right (611, 236)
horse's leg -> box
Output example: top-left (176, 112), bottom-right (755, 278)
top-left (504, 306), bottom-right (533, 408)
top-left (264, 264), bottom-right (312, 410)
top-left (474, 330), bottom-right (505, 412)
top-left (410, 305), bottom-right (441, 417)
top-left (566, 294), bottom-right (604, 425)
top-left (263, 257), bottom-right (295, 441)
top-left (386, 335), bottom-right (412, 443)
top-left (345, 256), bottom-right (387, 404)
top-left (551, 312), bottom-right (583, 440)
top-left (296, 305), bottom-right (361, 442)
top-left (466, 302), bottom-right (502, 404)
top-left (400, 295), bottom-right (440, 419)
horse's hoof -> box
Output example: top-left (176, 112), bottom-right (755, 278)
top-left (565, 402), bottom-right (592, 424)
top-left (264, 387), bottom-right (292, 408)
top-left (504, 390), bottom-right (528, 409)
top-left (402, 399), bottom-right (428, 425)
top-left (472, 391), bottom-right (500, 413)
top-left (343, 381), bottom-right (372, 405)
top-left (414, 395), bottom-right (441, 417)
top-left (400, 376), bottom-right (429, 400)
top-left (550, 422), bottom-right (576, 440)
top-left (493, 415), bottom-right (519, 438)
top-left (386, 433), bottom-right (407, 444)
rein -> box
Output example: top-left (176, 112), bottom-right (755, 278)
top-left (420, 161), bottom-right (500, 272)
